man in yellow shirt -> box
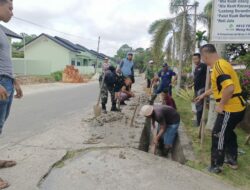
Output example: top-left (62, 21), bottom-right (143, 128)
top-left (196, 44), bottom-right (246, 174)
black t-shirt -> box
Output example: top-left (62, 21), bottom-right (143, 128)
top-left (194, 63), bottom-right (207, 91)
top-left (152, 105), bottom-right (180, 125)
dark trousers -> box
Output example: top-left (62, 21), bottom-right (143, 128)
top-left (147, 79), bottom-right (151, 88)
top-left (101, 83), bottom-right (115, 105)
top-left (211, 110), bottom-right (245, 167)
top-left (168, 85), bottom-right (172, 96)
top-left (195, 88), bottom-right (205, 127)
top-left (196, 110), bottom-right (203, 127)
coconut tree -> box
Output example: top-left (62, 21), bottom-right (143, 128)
top-left (149, 0), bottom-right (195, 89)
top-left (148, 18), bottom-right (173, 69)
top-left (196, 30), bottom-right (208, 48)
top-left (198, 0), bottom-right (213, 40)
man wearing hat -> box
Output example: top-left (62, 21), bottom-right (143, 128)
top-left (149, 63), bottom-right (176, 104)
top-left (140, 105), bottom-right (180, 156)
top-left (102, 57), bottom-right (110, 72)
top-left (119, 52), bottom-right (135, 85)
top-left (157, 63), bottom-right (177, 96)
top-left (145, 60), bottom-right (154, 92)
top-left (101, 66), bottom-right (119, 113)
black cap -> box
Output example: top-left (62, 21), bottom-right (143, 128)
top-left (163, 63), bottom-right (169, 67)
top-left (109, 65), bottom-right (116, 72)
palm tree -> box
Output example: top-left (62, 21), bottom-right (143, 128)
top-left (198, 0), bottom-right (213, 40)
top-left (196, 30), bottom-right (208, 48)
top-left (149, 0), bottom-right (196, 90)
top-left (148, 18), bottom-right (173, 69)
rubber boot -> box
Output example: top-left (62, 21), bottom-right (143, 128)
top-left (111, 103), bottom-right (120, 112)
top-left (102, 103), bottom-right (107, 114)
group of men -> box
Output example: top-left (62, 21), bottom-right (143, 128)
top-left (0, 0), bottom-right (247, 189)
top-left (99, 53), bottom-right (135, 113)
top-left (141, 44), bottom-right (246, 174)
top-left (144, 61), bottom-right (179, 156)
top-left (98, 42), bottom-right (247, 174)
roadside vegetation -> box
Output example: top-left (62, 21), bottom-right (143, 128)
top-left (174, 93), bottom-right (250, 188)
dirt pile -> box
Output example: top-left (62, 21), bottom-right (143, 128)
top-left (63, 65), bottom-right (85, 83)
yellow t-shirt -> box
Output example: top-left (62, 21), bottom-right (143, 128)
top-left (211, 59), bottom-right (245, 112)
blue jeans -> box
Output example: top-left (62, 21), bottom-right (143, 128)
top-left (158, 123), bottom-right (179, 146)
top-left (0, 75), bottom-right (14, 134)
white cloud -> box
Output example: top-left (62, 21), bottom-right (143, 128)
top-left (2, 0), bottom-right (208, 56)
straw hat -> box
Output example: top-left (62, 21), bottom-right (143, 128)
top-left (140, 105), bottom-right (154, 117)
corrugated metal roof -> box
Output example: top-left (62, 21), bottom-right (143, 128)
top-left (0, 24), bottom-right (22, 39)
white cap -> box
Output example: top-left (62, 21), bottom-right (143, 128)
top-left (140, 105), bottom-right (154, 117)
top-left (149, 60), bottom-right (154, 64)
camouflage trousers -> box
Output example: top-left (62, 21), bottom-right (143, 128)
top-left (101, 83), bottom-right (116, 105)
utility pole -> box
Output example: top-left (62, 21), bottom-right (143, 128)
top-left (95, 36), bottom-right (101, 74)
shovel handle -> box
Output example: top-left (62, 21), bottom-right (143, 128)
top-left (96, 72), bottom-right (105, 106)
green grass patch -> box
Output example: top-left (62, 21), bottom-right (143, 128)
top-left (174, 93), bottom-right (250, 188)
top-left (54, 150), bottom-right (82, 169)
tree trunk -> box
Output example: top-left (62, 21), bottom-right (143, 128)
top-left (176, 10), bottom-right (187, 91)
top-left (172, 30), bottom-right (176, 63)
top-left (192, 4), bottom-right (198, 74)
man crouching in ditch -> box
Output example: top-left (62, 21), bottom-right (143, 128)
top-left (140, 105), bottom-right (180, 156)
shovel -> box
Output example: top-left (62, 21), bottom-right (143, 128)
top-left (149, 126), bottom-right (158, 155)
top-left (93, 73), bottom-right (105, 117)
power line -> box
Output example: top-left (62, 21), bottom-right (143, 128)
top-left (13, 16), bottom-right (97, 43)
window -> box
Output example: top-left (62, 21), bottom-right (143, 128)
top-left (83, 59), bottom-right (88, 66)
top-left (77, 61), bottom-right (81, 66)
top-left (71, 59), bottom-right (75, 66)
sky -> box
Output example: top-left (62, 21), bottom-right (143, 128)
top-left (2, 0), bottom-right (207, 56)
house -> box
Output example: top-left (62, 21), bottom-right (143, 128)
top-left (0, 24), bottom-right (22, 56)
top-left (18, 33), bottom-right (113, 75)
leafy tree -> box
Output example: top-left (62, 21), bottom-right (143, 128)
top-left (149, 0), bottom-right (196, 89)
top-left (12, 33), bottom-right (37, 50)
top-left (12, 33), bottom-right (37, 58)
top-left (114, 44), bottom-right (133, 61)
top-left (196, 30), bottom-right (208, 48)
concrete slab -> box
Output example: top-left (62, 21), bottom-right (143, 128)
top-left (0, 145), bottom-right (66, 190)
top-left (40, 147), bottom-right (239, 190)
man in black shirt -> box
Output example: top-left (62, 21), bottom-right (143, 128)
top-left (140, 105), bottom-right (180, 155)
top-left (193, 53), bottom-right (207, 127)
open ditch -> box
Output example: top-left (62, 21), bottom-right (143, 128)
top-left (38, 93), bottom-right (194, 189)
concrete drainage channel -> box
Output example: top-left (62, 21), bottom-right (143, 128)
top-left (37, 93), bottom-right (195, 189)
top-left (138, 116), bottom-right (196, 164)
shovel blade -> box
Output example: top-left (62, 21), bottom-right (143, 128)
top-left (93, 105), bottom-right (102, 117)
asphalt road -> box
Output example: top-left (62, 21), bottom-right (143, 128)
top-left (0, 82), bottom-right (99, 149)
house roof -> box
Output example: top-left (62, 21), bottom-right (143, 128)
top-left (22, 33), bottom-right (110, 59)
top-left (0, 24), bottom-right (22, 39)
top-left (89, 50), bottom-right (110, 60)
top-left (54, 36), bottom-right (81, 52)
top-left (23, 33), bottom-right (80, 53)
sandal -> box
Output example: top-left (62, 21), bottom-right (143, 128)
top-left (0, 160), bottom-right (16, 169)
top-left (0, 178), bottom-right (9, 189)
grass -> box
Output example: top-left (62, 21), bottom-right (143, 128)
top-left (54, 150), bottom-right (82, 169)
top-left (174, 93), bottom-right (250, 189)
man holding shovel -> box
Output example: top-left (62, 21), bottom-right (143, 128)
top-left (0, 0), bottom-right (23, 188)
top-left (100, 66), bottom-right (119, 113)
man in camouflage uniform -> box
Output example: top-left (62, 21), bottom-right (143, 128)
top-left (100, 66), bottom-right (119, 113)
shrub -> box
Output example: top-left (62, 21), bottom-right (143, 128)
top-left (51, 71), bottom-right (63, 81)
